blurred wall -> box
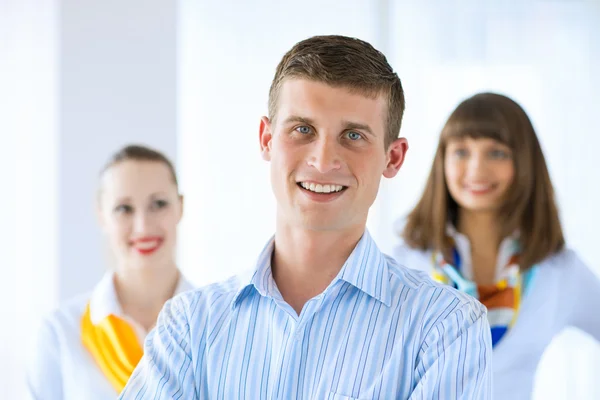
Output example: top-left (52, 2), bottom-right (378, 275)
top-left (1, 0), bottom-right (179, 396)
top-left (59, 0), bottom-right (179, 300)
top-left (1, 0), bottom-right (58, 397)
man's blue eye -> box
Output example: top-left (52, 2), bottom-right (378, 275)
top-left (296, 126), bottom-right (311, 134)
top-left (347, 131), bottom-right (362, 141)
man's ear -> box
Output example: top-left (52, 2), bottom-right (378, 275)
top-left (383, 137), bottom-right (409, 178)
top-left (259, 116), bottom-right (273, 161)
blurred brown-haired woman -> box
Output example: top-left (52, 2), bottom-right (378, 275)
top-left (394, 92), bottom-right (600, 400)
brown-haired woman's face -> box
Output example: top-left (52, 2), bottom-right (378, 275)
top-left (444, 137), bottom-right (514, 213)
top-left (98, 160), bottom-right (182, 271)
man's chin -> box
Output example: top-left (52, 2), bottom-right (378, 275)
top-left (298, 214), bottom-right (354, 233)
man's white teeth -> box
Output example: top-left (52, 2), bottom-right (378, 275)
top-left (300, 182), bottom-right (344, 193)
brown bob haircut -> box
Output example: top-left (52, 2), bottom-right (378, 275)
top-left (268, 35), bottom-right (405, 148)
top-left (402, 92), bottom-right (565, 270)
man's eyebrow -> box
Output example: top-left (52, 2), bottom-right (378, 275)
top-left (342, 120), bottom-right (374, 136)
top-left (282, 115), bottom-right (316, 126)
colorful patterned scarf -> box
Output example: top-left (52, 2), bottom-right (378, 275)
top-left (431, 240), bottom-right (534, 347)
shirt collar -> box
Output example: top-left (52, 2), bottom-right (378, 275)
top-left (232, 230), bottom-right (391, 308)
top-left (338, 230), bottom-right (391, 307)
top-left (89, 271), bottom-right (194, 325)
top-left (231, 237), bottom-right (276, 308)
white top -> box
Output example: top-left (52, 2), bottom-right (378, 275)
top-left (392, 223), bottom-right (600, 400)
top-left (26, 272), bottom-right (194, 400)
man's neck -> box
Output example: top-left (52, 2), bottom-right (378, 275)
top-left (272, 221), bottom-right (365, 315)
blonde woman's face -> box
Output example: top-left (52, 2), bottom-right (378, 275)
top-left (98, 160), bottom-right (182, 271)
top-left (444, 137), bottom-right (515, 213)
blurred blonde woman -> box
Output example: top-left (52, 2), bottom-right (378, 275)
top-left (393, 92), bottom-right (600, 400)
top-left (27, 144), bottom-right (194, 399)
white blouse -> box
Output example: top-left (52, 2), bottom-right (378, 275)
top-left (392, 226), bottom-right (600, 400)
top-left (26, 272), bottom-right (194, 400)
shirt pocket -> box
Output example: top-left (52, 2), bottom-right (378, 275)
top-left (328, 392), bottom-right (371, 400)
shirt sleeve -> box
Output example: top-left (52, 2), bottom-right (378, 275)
top-left (119, 294), bottom-right (199, 399)
top-left (566, 251), bottom-right (600, 340)
top-left (409, 300), bottom-right (493, 399)
top-left (26, 318), bottom-right (64, 400)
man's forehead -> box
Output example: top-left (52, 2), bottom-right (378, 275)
top-left (276, 79), bottom-right (387, 121)
top-left (276, 81), bottom-right (386, 132)
top-left (278, 78), bottom-right (384, 99)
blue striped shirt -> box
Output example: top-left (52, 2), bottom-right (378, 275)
top-left (120, 230), bottom-right (492, 399)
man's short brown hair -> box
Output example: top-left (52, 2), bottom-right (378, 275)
top-left (268, 35), bottom-right (405, 148)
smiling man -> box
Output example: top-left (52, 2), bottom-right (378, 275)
top-left (120, 35), bottom-right (492, 399)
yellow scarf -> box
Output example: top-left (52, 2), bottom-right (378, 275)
top-left (81, 303), bottom-right (143, 393)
